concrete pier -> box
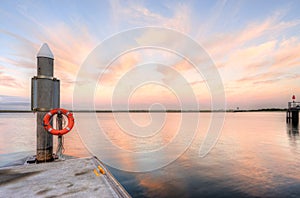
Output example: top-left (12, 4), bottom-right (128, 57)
top-left (0, 157), bottom-right (130, 197)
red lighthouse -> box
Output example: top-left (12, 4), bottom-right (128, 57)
top-left (287, 95), bottom-right (299, 125)
top-left (292, 95), bottom-right (296, 102)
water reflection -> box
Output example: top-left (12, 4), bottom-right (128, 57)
top-left (110, 112), bottom-right (300, 197)
top-left (2, 113), bottom-right (300, 197)
top-left (287, 123), bottom-right (299, 149)
top-left (0, 113), bottom-right (90, 168)
top-left (287, 123), bottom-right (299, 136)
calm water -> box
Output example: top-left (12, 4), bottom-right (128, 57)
top-left (0, 112), bottom-right (300, 197)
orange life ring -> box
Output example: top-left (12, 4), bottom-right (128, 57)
top-left (43, 108), bottom-right (74, 136)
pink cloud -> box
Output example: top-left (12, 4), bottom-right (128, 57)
top-left (203, 12), bottom-right (300, 68)
top-left (110, 0), bottom-right (191, 33)
top-left (0, 72), bottom-right (22, 88)
top-left (98, 52), bottom-right (140, 86)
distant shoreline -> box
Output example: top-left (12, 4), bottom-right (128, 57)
top-left (0, 108), bottom-right (287, 113)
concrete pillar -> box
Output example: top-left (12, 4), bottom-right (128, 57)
top-left (35, 43), bottom-right (56, 162)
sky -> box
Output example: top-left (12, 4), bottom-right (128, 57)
top-left (1, 0), bottom-right (300, 110)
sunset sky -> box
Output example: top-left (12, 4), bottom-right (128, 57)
top-left (1, 0), bottom-right (300, 110)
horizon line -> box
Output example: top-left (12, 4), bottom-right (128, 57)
top-left (0, 108), bottom-right (287, 113)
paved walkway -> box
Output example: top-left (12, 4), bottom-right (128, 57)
top-left (0, 157), bottom-right (130, 198)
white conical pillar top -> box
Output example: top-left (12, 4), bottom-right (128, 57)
top-left (37, 43), bottom-right (54, 59)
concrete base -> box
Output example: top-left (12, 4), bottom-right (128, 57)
top-left (0, 157), bottom-right (130, 198)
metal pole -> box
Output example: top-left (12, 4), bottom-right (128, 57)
top-left (56, 111), bottom-right (64, 159)
top-left (35, 43), bottom-right (55, 162)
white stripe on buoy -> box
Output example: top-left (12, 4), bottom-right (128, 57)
top-left (47, 112), bottom-right (52, 116)
top-left (66, 112), bottom-right (70, 116)
top-left (66, 127), bottom-right (70, 131)
top-left (48, 128), bottom-right (53, 132)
